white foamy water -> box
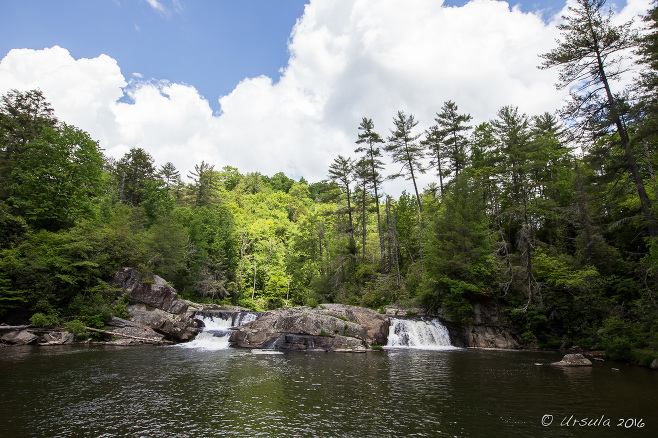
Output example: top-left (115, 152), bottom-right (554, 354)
top-left (178, 331), bottom-right (230, 351)
top-left (178, 311), bottom-right (261, 351)
top-left (386, 317), bottom-right (457, 350)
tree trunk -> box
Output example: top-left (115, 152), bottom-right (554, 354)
top-left (591, 22), bottom-right (657, 236)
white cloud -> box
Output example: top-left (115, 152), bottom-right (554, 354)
top-left (0, 0), bottom-right (651, 196)
top-left (145, 0), bottom-right (166, 14)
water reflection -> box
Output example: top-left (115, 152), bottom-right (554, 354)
top-left (1, 346), bottom-right (656, 437)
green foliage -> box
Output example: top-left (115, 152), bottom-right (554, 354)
top-left (64, 319), bottom-right (89, 340)
top-left (29, 312), bottom-right (60, 327)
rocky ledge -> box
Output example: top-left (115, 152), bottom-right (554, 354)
top-left (110, 267), bottom-right (200, 342)
top-left (229, 304), bottom-right (389, 352)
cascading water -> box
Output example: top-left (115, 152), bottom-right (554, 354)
top-left (179, 311), bottom-right (260, 351)
top-left (386, 317), bottom-right (456, 350)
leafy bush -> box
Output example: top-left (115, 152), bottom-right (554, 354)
top-left (64, 319), bottom-right (89, 340)
top-left (29, 312), bottom-right (60, 327)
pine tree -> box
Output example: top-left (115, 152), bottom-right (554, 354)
top-left (433, 100), bottom-right (473, 178)
top-left (386, 111), bottom-right (425, 267)
top-left (355, 118), bottom-right (386, 271)
top-left (540, 0), bottom-right (656, 236)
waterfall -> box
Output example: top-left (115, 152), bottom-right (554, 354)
top-left (386, 317), bottom-right (456, 350)
top-left (179, 311), bottom-right (261, 351)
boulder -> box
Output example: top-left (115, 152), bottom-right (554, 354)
top-left (229, 305), bottom-right (388, 351)
top-left (446, 324), bottom-right (519, 349)
top-left (552, 353), bottom-right (593, 367)
top-left (125, 304), bottom-right (198, 341)
top-left (106, 317), bottom-right (165, 342)
top-left (39, 331), bottom-right (74, 345)
top-left (112, 267), bottom-right (188, 315)
top-left (110, 268), bottom-right (199, 342)
top-left (650, 359), bottom-right (658, 370)
top-left (1, 330), bottom-right (38, 345)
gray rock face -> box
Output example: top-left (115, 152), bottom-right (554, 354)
top-left (40, 331), bottom-right (74, 345)
top-left (1, 330), bottom-right (38, 345)
top-left (465, 325), bottom-right (519, 349)
top-left (229, 305), bottom-right (388, 351)
top-left (112, 267), bottom-right (188, 315)
top-left (111, 268), bottom-right (199, 341)
top-left (552, 353), bottom-right (593, 367)
top-left (444, 322), bottom-right (519, 349)
top-left (125, 304), bottom-right (198, 341)
top-left (107, 317), bottom-right (165, 342)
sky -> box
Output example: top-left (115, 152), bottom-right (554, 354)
top-left (0, 0), bottom-right (651, 196)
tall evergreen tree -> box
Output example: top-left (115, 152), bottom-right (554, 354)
top-left (422, 125), bottom-right (447, 197)
top-left (328, 155), bottom-right (356, 245)
top-left (540, 0), bottom-right (656, 236)
top-left (433, 100), bottom-right (473, 178)
top-left (386, 111), bottom-right (425, 266)
top-left (355, 118), bottom-right (386, 270)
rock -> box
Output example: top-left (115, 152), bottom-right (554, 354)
top-left (453, 325), bottom-right (519, 349)
top-left (552, 353), bottom-right (593, 367)
top-left (112, 267), bottom-right (188, 315)
top-left (1, 330), bottom-right (39, 345)
top-left (107, 317), bottom-right (165, 342)
top-left (650, 359), bottom-right (658, 370)
top-left (317, 304), bottom-right (389, 346)
top-left (125, 304), bottom-right (198, 341)
top-left (267, 333), bottom-right (367, 352)
top-left (39, 331), bottom-right (74, 345)
top-left (110, 268), bottom-right (199, 342)
top-left (229, 305), bottom-right (388, 351)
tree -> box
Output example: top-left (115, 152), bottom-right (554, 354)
top-left (422, 125), bottom-right (447, 197)
top-left (386, 111), bottom-right (425, 266)
top-left (328, 155), bottom-right (356, 244)
top-left (158, 162), bottom-right (182, 198)
top-left (433, 100), bottom-right (473, 178)
top-left (355, 118), bottom-right (386, 270)
top-left (491, 106), bottom-right (542, 308)
top-left (10, 124), bottom-right (104, 231)
top-left (116, 148), bottom-right (156, 206)
top-left (0, 89), bottom-right (57, 201)
top-left (188, 161), bottom-right (217, 206)
top-left (540, 0), bottom-right (656, 236)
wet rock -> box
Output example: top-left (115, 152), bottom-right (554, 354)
top-left (552, 353), bottom-right (593, 367)
top-left (650, 359), bottom-right (658, 370)
top-left (1, 330), bottom-right (38, 345)
top-left (230, 305), bottom-right (388, 351)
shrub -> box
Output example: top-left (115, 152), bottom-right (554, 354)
top-left (371, 345), bottom-right (384, 351)
top-left (64, 319), bottom-right (89, 340)
top-left (29, 312), bottom-right (60, 327)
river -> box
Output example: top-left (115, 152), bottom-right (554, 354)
top-left (1, 343), bottom-right (656, 437)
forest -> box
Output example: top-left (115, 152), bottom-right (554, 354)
top-left (1, 0), bottom-right (657, 362)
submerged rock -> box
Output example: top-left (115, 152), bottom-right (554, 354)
top-left (552, 353), bottom-right (593, 367)
top-left (229, 304), bottom-right (388, 352)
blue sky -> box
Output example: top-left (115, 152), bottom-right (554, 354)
top-left (1, 0), bottom-right (308, 109)
top-left (0, 0), bottom-right (646, 193)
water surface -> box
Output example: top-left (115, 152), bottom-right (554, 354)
top-left (1, 345), bottom-right (656, 437)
